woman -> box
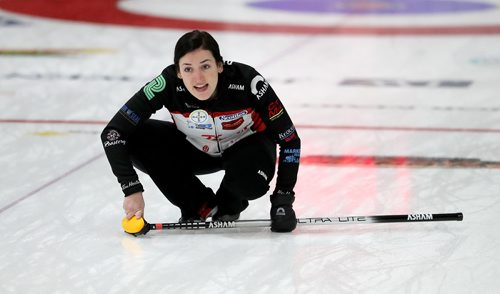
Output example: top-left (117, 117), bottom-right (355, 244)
top-left (101, 30), bottom-right (300, 232)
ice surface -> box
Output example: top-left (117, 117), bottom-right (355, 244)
top-left (1, 1), bottom-right (500, 293)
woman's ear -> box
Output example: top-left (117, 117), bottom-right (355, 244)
top-left (217, 62), bottom-right (223, 74)
top-left (176, 72), bottom-right (182, 79)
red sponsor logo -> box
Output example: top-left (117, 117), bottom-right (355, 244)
top-left (201, 134), bottom-right (222, 140)
top-left (268, 100), bottom-right (284, 121)
top-left (221, 117), bottom-right (244, 130)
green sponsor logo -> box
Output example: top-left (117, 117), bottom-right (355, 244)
top-left (144, 75), bottom-right (166, 100)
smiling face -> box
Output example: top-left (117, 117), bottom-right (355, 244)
top-left (177, 48), bottom-right (223, 101)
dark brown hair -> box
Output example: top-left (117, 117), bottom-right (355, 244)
top-left (174, 30), bottom-right (223, 71)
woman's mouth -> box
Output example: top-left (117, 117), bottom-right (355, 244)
top-left (194, 84), bottom-right (209, 92)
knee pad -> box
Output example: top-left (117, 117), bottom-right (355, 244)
top-left (223, 170), bottom-right (271, 200)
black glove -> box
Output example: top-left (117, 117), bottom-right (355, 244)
top-left (270, 190), bottom-right (297, 232)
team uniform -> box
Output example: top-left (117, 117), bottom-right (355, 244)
top-left (101, 61), bottom-right (301, 219)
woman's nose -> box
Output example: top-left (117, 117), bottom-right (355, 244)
top-left (193, 69), bottom-right (204, 82)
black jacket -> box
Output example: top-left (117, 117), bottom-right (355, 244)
top-left (101, 61), bottom-right (300, 196)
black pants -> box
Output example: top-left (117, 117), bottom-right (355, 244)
top-left (127, 119), bottom-right (276, 217)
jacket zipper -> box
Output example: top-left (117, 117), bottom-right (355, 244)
top-left (210, 112), bottom-right (222, 154)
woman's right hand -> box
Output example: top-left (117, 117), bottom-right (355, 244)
top-left (123, 192), bottom-right (145, 220)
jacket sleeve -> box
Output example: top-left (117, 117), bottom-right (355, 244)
top-left (100, 73), bottom-right (167, 196)
top-left (250, 70), bottom-right (301, 193)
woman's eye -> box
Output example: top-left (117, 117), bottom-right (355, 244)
top-left (203, 64), bottom-right (211, 70)
top-left (183, 67), bottom-right (192, 72)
